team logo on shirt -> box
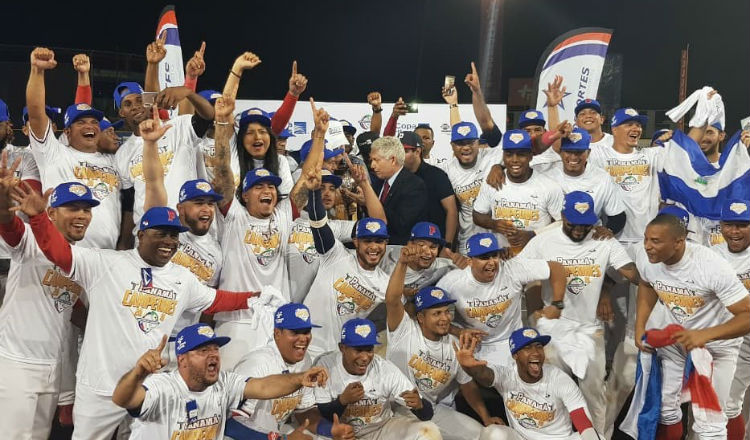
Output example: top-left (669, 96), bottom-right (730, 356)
top-left (652, 280), bottom-right (705, 322)
top-left (289, 223), bottom-right (317, 263)
top-left (128, 146), bottom-right (175, 180)
top-left (737, 272), bottom-right (750, 291)
top-left (493, 199), bottom-right (540, 228)
top-left (408, 350), bottom-right (452, 391)
top-left (333, 274), bottom-right (379, 316)
top-left (707, 224), bottom-right (725, 247)
top-left (72, 161), bottom-right (120, 200)
top-left (506, 392), bottom-right (555, 429)
top-left (172, 414), bottom-right (221, 439)
top-left (342, 398), bottom-right (383, 434)
top-left (556, 257), bottom-right (602, 295)
top-left (454, 179), bottom-right (482, 207)
top-left (271, 393), bottom-right (304, 422)
top-left (121, 280), bottom-right (178, 333)
top-left (243, 225), bottom-right (281, 266)
top-left (172, 242), bottom-right (216, 283)
top-left (603, 158), bottom-right (650, 192)
top-left (42, 268), bottom-right (84, 313)
top-left (465, 295), bottom-right (512, 328)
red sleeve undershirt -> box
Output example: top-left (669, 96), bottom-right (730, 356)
top-left (570, 408), bottom-right (593, 433)
top-left (384, 116), bottom-right (398, 136)
top-left (75, 85), bottom-right (92, 105)
top-left (271, 92), bottom-right (298, 136)
top-left (29, 213), bottom-right (73, 273)
top-left (0, 216), bottom-right (25, 248)
top-left (203, 290), bottom-right (258, 314)
top-left (24, 179), bottom-right (42, 194)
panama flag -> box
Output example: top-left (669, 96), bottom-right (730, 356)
top-left (658, 129), bottom-right (750, 219)
top-left (534, 28), bottom-right (613, 124)
top-left (155, 5), bottom-right (185, 92)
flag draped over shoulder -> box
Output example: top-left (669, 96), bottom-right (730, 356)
top-left (534, 27), bottom-right (613, 124)
top-left (658, 129), bottom-right (750, 220)
top-left (155, 5), bottom-right (185, 91)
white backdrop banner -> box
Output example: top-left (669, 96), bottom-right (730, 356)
top-left (235, 100), bottom-right (506, 163)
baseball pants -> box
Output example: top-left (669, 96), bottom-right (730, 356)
top-left (359, 416), bottom-right (442, 440)
top-left (71, 384), bottom-right (132, 440)
top-left (214, 320), bottom-right (274, 370)
top-left (727, 334), bottom-right (750, 420)
top-left (58, 325), bottom-right (81, 406)
top-left (0, 354), bottom-right (60, 439)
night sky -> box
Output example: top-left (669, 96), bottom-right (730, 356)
top-left (1, 0), bottom-right (748, 131)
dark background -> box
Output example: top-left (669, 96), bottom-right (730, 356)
top-left (1, 0), bottom-right (748, 131)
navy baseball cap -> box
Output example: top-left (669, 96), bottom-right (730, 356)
top-left (299, 138), bottom-right (343, 162)
top-left (0, 99), bottom-right (9, 123)
top-left (356, 217), bottom-right (389, 239)
top-left (22, 105), bottom-right (62, 125)
top-left (179, 179), bottom-right (223, 203)
top-left (502, 129), bottom-right (533, 151)
top-left (239, 107), bottom-right (272, 128)
top-left (198, 90), bottom-right (222, 105)
top-left (509, 327), bottom-right (551, 355)
top-left (99, 117), bottom-right (124, 131)
top-left (340, 119), bottom-right (357, 136)
top-left (416, 123), bottom-right (432, 131)
top-left (341, 318), bottom-right (380, 347)
top-left (49, 182), bottom-right (100, 208)
top-left (139, 207), bottom-right (189, 232)
top-left (611, 108), bottom-right (648, 128)
top-left (64, 103), bottom-right (104, 129)
top-left (560, 128), bottom-right (591, 151)
top-left (414, 286), bottom-right (456, 312)
top-left (356, 132), bottom-right (379, 155)
top-left (519, 109), bottom-right (546, 128)
top-left (175, 323), bottom-right (230, 356)
top-left (451, 122), bottom-right (479, 142)
top-left (274, 303), bottom-right (321, 330)
top-left (574, 99), bottom-right (602, 116)
top-left (562, 191), bottom-right (598, 225)
top-left (242, 168), bottom-right (281, 193)
top-left (658, 205), bottom-right (690, 227)
top-left (113, 82), bottom-right (144, 108)
top-left (321, 169), bottom-right (342, 188)
top-left (409, 221), bottom-right (444, 244)
top-left (466, 232), bottom-right (502, 257)
top-left (721, 199), bottom-right (750, 222)
top-left (399, 131), bottom-right (423, 149)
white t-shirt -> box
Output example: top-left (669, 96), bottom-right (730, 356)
top-left (529, 148), bottom-right (561, 174)
top-left (520, 226), bottom-right (633, 324)
top-left (287, 215), bottom-right (355, 303)
top-left (713, 243), bottom-right (750, 291)
top-left (386, 315), bottom-right (471, 406)
top-left (437, 148), bottom-right (503, 252)
top-left (436, 260), bottom-right (551, 346)
top-left (68, 247), bottom-right (216, 394)
top-left (635, 242), bottom-right (749, 348)
top-left (589, 132), bottom-right (614, 149)
top-left (115, 115), bottom-right (201, 235)
top-left (379, 246), bottom-right (455, 290)
top-left (29, 121), bottom-right (122, 249)
top-left (303, 241), bottom-right (390, 357)
top-left (215, 198), bottom-right (294, 323)
top-left (0, 225), bottom-right (84, 364)
top-left (473, 171), bottom-right (564, 248)
top-left (588, 145), bottom-right (663, 243)
top-left (196, 134), bottom-right (241, 190)
top-left (314, 352), bottom-right (415, 437)
top-left (252, 155), bottom-right (294, 196)
top-left (232, 343), bottom-right (314, 433)
top-left (492, 363), bottom-right (588, 440)
top-left (129, 370), bottom-right (247, 440)
top-left (546, 163), bottom-right (626, 219)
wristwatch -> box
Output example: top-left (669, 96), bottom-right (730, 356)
top-left (551, 300), bottom-right (565, 310)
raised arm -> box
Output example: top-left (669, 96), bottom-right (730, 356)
top-left (212, 95), bottom-right (237, 210)
top-left (179, 42), bottom-right (206, 116)
top-left (270, 61), bottom-right (307, 136)
top-left (345, 153), bottom-right (386, 223)
top-left (72, 54), bottom-right (92, 105)
top-left (386, 245), bottom-right (418, 331)
top-left (453, 333), bottom-right (495, 388)
top-left (243, 366), bottom-right (328, 400)
top-left (384, 97), bottom-right (408, 136)
top-left (367, 92), bottom-right (383, 134)
top-left (464, 62), bottom-right (494, 133)
top-left (112, 335), bottom-right (168, 410)
top-left (0, 152), bottom-right (25, 244)
top-left (144, 32), bottom-right (167, 93)
top-left (442, 86), bottom-right (461, 128)
top-left (222, 52), bottom-right (262, 100)
top-left (540, 75), bottom-right (566, 154)
top-left (26, 47), bottom-right (58, 139)
top-left (140, 106), bottom-right (172, 211)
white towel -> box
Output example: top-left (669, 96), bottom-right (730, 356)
top-left (666, 86), bottom-right (725, 129)
top-left (666, 87), bottom-right (704, 123)
top-left (536, 317), bottom-right (597, 379)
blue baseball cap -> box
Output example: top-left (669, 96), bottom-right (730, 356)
top-left (64, 103), bottom-right (104, 129)
top-left (356, 217), bottom-right (389, 239)
top-left (22, 105), bottom-right (63, 125)
top-left (414, 286), bottom-right (456, 312)
top-left (179, 179), bottom-right (223, 203)
top-left (49, 182), bottom-right (101, 208)
top-left (242, 168), bottom-right (281, 193)
top-left (710, 121), bottom-right (724, 132)
top-left (299, 138), bottom-right (343, 163)
top-left (466, 232), bottom-right (502, 257)
top-left (409, 221), bottom-right (444, 244)
top-left (321, 169), bottom-right (342, 188)
top-left (175, 323), bottom-right (230, 356)
top-left (502, 129), bottom-right (533, 151)
top-left (0, 99), bottom-right (9, 123)
top-left (451, 122), bottom-right (479, 142)
top-left (562, 191), bottom-right (598, 225)
top-left (509, 327), bottom-right (551, 355)
top-left (658, 205), bottom-right (690, 227)
top-left (99, 117), bottom-right (124, 131)
top-left (113, 82), bottom-right (144, 108)
top-left (339, 119), bottom-right (357, 136)
top-left (560, 128), bottom-right (591, 151)
top-left (198, 90), bottom-right (222, 105)
top-left (611, 108), bottom-right (648, 128)
top-left (239, 107), bottom-right (271, 128)
top-left (519, 109), bottom-right (546, 128)
top-left (574, 98), bottom-right (602, 116)
top-left (721, 199), bottom-right (750, 222)
top-left (139, 207), bottom-right (189, 232)
top-left (341, 318), bottom-right (380, 347)
top-left (274, 303), bottom-right (321, 330)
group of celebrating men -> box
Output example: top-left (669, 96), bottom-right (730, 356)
top-left (0, 32), bottom-right (748, 440)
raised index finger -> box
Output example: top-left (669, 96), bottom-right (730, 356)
top-left (292, 60), bottom-right (297, 75)
top-left (156, 334), bottom-right (168, 351)
top-left (198, 41), bottom-right (206, 57)
top-left (157, 30), bottom-right (167, 45)
top-left (309, 97), bottom-right (317, 114)
top-left (471, 61), bottom-right (478, 75)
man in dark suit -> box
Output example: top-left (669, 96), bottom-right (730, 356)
top-left (369, 136), bottom-right (428, 244)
